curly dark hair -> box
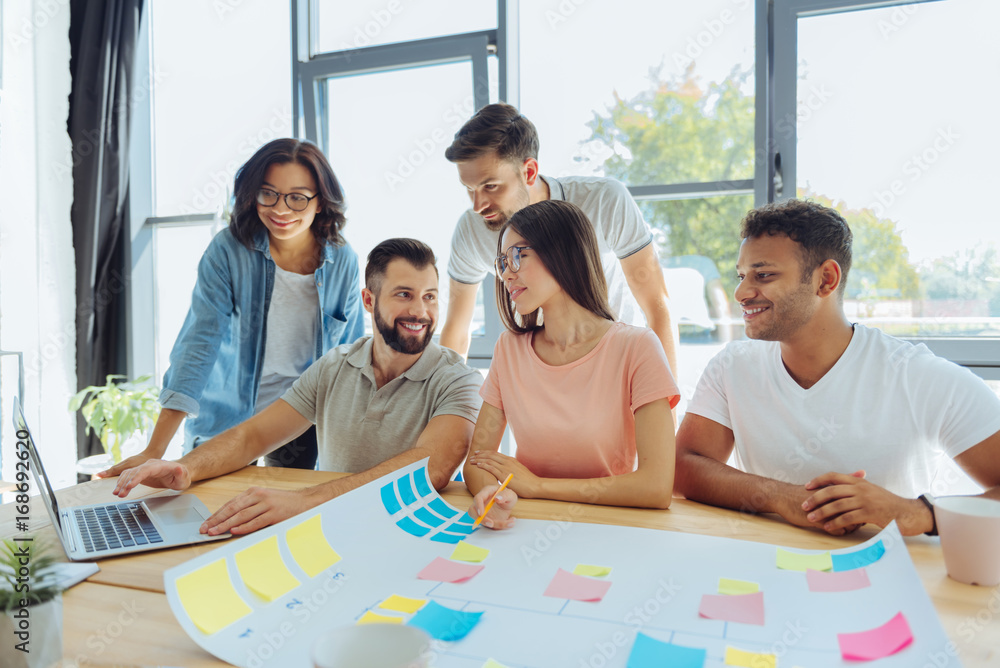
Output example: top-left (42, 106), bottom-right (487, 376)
top-left (228, 138), bottom-right (347, 249)
top-left (445, 103), bottom-right (539, 164)
top-left (741, 199), bottom-right (853, 292)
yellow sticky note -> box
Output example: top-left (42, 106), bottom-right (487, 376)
top-left (776, 547), bottom-right (832, 572)
top-left (450, 540), bottom-right (491, 563)
top-left (718, 578), bottom-right (759, 595)
top-left (286, 514), bottom-right (342, 577)
top-left (234, 535), bottom-right (301, 601)
top-left (483, 660), bottom-right (511, 668)
top-left (573, 564), bottom-right (613, 577)
top-left (379, 594), bottom-right (427, 614)
top-left (725, 646), bottom-right (776, 668)
top-left (357, 610), bottom-right (405, 625)
top-left (175, 558), bottom-right (253, 635)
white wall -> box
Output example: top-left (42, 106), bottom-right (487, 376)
top-left (0, 0), bottom-right (77, 487)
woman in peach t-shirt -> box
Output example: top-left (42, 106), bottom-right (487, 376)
top-left (463, 200), bottom-right (679, 529)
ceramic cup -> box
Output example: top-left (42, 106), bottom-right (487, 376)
top-left (311, 624), bottom-right (431, 668)
top-left (934, 495), bottom-right (1000, 586)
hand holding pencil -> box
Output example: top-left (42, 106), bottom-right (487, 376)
top-left (469, 474), bottom-right (519, 530)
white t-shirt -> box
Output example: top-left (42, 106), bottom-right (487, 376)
top-left (255, 265), bottom-right (319, 412)
top-left (447, 175), bottom-right (653, 327)
top-left (686, 324), bottom-right (1000, 498)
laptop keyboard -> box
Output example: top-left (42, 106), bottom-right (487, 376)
top-left (74, 503), bottom-right (164, 553)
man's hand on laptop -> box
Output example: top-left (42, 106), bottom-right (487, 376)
top-left (97, 452), bottom-right (157, 479)
top-left (201, 487), bottom-right (316, 536)
top-left (111, 460), bottom-right (192, 498)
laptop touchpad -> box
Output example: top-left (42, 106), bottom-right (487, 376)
top-left (144, 496), bottom-right (208, 527)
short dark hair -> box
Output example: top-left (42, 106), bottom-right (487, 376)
top-left (229, 138), bottom-right (347, 250)
top-left (496, 200), bottom-right (616, 333)
top-left (365, 238), bottom-right (438, 293)
top-left (445, 103), bottom-right (539, 164)
top-left (741, 199), bottom-right (853, 292)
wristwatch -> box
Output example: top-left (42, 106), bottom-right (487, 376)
top-left (918, 493), bottom-right (938, 536)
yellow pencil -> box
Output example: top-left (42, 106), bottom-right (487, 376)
top-left (474, 473), bottom-right (514, 527)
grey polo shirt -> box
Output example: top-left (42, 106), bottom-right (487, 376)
top-left (281, 337), bottom-right (483, 473)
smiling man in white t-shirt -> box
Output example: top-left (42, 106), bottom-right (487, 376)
top-left (675, 199), bottom-right (1000, 536)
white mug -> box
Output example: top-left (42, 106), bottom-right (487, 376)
top-left (311, 624), bottom-right (431, 668)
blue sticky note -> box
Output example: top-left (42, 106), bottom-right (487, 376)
top-left (413, 506), bottom-right (446, 528)
top-left (407, 600), bottom-right (483, 641)
top-left (380, 483), bottom-right (401, 516)
top-left (452, 512), bottom-right (477, 526)
top-left (444, 520), bottom-right (476, 535)
top-left (413, 470), bottom-right (433, 498)
top-left (626, 633), bottom-right (706, 668)
top-left (429, 531), bottom-right (465, 544)
top-left (396, 516), bottom-right (431, 537)
top-left (397, 475), bottom-right (417, 506)
top-left (428, 498), bottom-right (460, 519)
top-left (832, 540), bottom-right (885, 572)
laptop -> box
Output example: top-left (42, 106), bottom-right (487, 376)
top-left (12, 397), bottom-right (231, 560)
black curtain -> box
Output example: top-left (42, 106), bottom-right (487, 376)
top-left (68, 0), bottom-right (145, 461)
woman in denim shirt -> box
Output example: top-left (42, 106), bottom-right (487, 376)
top-left (101, 139), bottom-right (364, 473)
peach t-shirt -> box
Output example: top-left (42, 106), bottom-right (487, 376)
top-left (480, 322), bottom-right (679, 479)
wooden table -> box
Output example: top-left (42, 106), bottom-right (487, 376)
top-left (3, 468), bottom-right (997, 666)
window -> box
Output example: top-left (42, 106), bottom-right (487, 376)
top-left (774, 0), bottom-right (1000, 366)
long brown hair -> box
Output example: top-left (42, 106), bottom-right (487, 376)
top-left (229, 138), bottom-right (347, 249)
top-left (496, 200), bottom-right (616, 333)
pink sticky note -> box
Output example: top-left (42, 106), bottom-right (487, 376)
top-left (698, 591), bottom-right (765, 626)
top-left (838, 611), bottom-right (914, 661)
top-left (543, 568), bottom-right (613, 602)
top-left (807, 567), bottom-right (871, 593)
top-left (417, 556), bottom-right (484, 583)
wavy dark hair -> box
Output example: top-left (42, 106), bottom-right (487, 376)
top-left (496, 200), bottom-right (616, 334)
top-left (228, 138), bottom-right (347, 249)
top-left (741, 198), bottom-right (853, 294)
top-left (444, 103), bottom-right (539, 164)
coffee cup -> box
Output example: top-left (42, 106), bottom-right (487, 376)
top-left (934, 495), bottom-right (1000, 586)
top-left (311, 623), bottom-right (431, 668)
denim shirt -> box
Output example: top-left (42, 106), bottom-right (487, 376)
top-left (159, 227), bottom-right (365, 451)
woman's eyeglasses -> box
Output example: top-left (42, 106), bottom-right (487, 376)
top-left (256, 188), bottom-right (317, 212)
top-left (495, 245), bottom-right (532, 275)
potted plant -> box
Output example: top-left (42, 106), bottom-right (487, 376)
top-left (68, 374), bottom-right (160, 465)
top-left (0, 538), bottom-right (63, 668)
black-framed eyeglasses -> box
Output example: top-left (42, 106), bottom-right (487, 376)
top-left (256, 188), bottom-right (318, 212)
top-left (495, 245), bottom-right (532, 275)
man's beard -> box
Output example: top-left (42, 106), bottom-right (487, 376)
top-left (481, 182), bottom-right (531, 232)
top-left (374, 300), bottom-right (434, 355)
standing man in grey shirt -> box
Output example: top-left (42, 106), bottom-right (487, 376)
top-left (105, 238), bottom-right (483, 535)
top-left (439, 103), bottom-right (678, 377)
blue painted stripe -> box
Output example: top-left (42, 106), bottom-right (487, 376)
top-left (413, 506), bottom-right (446, 527)
top-left (396, 516), bottom-right (431, 537)
top-left (380, 483), bottom-right (401, 515)
top-left (428, 498), bottom-right (460, 519)
top-left (397, 475), bottom-right (417, 506)
top-left (413, 469), bottom-right (433, 498)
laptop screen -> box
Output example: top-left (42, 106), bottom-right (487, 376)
top-left (12, 398), bottom-right (64, 533)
